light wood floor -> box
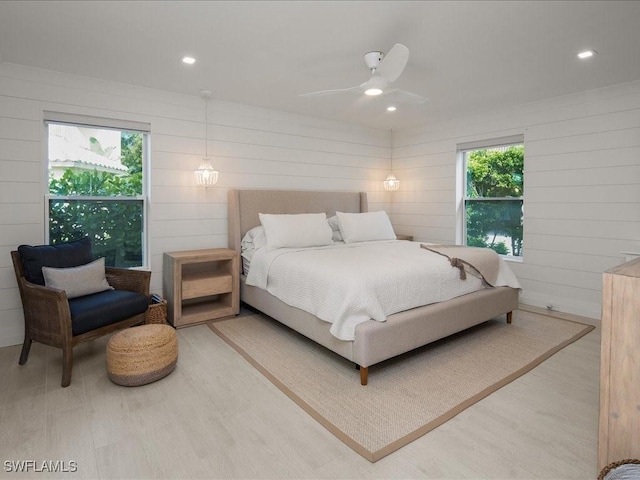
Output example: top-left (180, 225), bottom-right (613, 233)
top-left (0, 307), bottom-right (600, 479)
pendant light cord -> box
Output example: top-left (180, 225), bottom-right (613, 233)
top-left (390, 128), bottom-right (393, 171)
top-left (200, 89), bottom-right (212, 159)
top-left (204, 97), bottom-right (208, 158)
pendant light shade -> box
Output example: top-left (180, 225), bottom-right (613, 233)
top-left (384, 173), bottom-right (400, 191)
top-left (195, 158), bottom-right (219, 187)
top-left (195, 89), bottom-right (219, 187)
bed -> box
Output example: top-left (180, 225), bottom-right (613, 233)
top-left (227, 189), bottom-right (520, 385)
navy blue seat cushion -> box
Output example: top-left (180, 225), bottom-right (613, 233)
top-left (68, 289), bottom-right (148, 336)
top-left (18, 237), bottom-right (93, 285)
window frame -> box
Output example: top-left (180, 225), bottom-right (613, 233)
top-left (457, 135), bottom-right (524, 261)
top-left (43, 112), bottom-right (150, 269)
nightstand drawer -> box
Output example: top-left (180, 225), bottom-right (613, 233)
top-left (182, 273), bottom-right (233, 299)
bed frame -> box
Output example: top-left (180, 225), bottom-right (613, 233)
top-left (228, 189), bottom-right (519, 385)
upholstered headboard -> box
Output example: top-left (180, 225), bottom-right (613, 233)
top-left (227, 189), bottom-right (368, 253)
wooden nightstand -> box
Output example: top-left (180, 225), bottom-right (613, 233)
top-left (396, 234), bottom-right (414, 241)
top-left (163, 248), bottom-right (239, 328)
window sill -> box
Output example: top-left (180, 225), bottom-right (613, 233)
top-left (501, 255), bottom-right (523, 263)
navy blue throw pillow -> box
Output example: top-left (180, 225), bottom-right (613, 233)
top-left (18, 237), bottom-right (93, 285)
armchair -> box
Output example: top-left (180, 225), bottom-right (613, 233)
top-left (11, 238), bottom-right (151, 387)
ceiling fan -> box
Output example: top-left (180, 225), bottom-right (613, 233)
top-left (300, 43), bottom-right (428, 105)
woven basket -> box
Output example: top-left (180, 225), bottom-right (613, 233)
top-left (146, 299), bottom-right (167, 324)
top-left (598, 459), bottom-right (640, 480)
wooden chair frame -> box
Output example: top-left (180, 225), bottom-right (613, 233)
top-left (11, 251), bottom-right (151, 387)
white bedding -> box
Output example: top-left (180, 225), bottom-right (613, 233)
top-left (246, 240), bottom-right (521, 341)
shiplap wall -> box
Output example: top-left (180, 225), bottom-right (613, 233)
top-left (0, 63), bottom-right (391, 348)
top-left (3, 62), bottom-right (638, 347)
top-left (392, 80), bottom-right (640, 319)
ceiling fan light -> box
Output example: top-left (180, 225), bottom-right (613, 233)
top-left (577, 50), bottom-right (596, 59)
top-left (365, 88), bottom-right (383, 96)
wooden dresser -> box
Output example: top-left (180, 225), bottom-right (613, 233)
top-left (599, 257), bottom-right (640, 470)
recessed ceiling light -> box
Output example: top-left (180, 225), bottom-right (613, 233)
top-left (182, 56), bottom-right (196, 65)
top-left (577, 50), bottom-right (596, 59)
top-left (386, 106), bottom-right (397, 112)
top-left (364, 88), bottom-right (383, 96)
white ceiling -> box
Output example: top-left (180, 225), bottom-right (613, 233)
top-left (1, 1), bottom-right (639, 130)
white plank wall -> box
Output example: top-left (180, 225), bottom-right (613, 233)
top-left (0, 63), bottom-right (392, 348)
top-left (392, 81), bottom-right (640, 318)
top-left (3, 61), bottom-right (637, 345)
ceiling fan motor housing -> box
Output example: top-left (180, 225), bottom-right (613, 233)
top-left (364, 51), bottom-right (384, 72)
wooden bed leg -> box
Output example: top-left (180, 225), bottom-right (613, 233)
top-left (506, 311), bottom-right (513, 324)
top-left (360, 366), bottom-right (368, 386)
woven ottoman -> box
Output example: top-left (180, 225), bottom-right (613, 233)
top-left (106, 324), bottom-right (178, 386)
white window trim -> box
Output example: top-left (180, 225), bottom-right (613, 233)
top-left (457, 134), bottom-right (524, 152)
top-left (43, 111), bottom-right (151, 133)
top-left (456, 135), bottom-right (524, 260)
top-left (43, 113), bottom-right (151, 269)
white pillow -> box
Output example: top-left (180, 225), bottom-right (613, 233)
top-left (240, 226), bottom-right (267, 252)
top-left (336, 211), bottom-right (396, 243)
top-left (259, 213), bottom-right (333, 251)
top-left (42, 257), bottom-right (114, 299)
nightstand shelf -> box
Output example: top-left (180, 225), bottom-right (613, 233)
top-left (163, 248), bottom-right (239, 328)
top-left (396, 234), bottom-right (414, 241)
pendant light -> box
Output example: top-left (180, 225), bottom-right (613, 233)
top-left (195, 89), bottom-right (219, 187)
top-left (383, 170), bottom-right (400, 191)
top-left (384, 130), bottom-right (399, 191)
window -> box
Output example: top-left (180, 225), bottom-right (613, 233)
top-left (459, 136), bottom-right (524, 258)
top-left (45, 113), bottom-right (149, 268)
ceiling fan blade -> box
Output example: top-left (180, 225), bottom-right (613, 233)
top-left (383, 88), bottom-right (429, 105)
top-left (360, 76), bottom-right (388, 91)
top-left (300, 86), bottom-right (360, 97)
top-left (375, 43), bottom-right (409, 82)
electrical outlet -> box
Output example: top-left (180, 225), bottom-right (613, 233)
top-left (546, 304), bottom-right (554, 311)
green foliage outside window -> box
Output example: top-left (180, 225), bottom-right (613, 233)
top-left (465, 145), bottom-right (524, 257)
top-left (48, 132), bottom-right (145, 268)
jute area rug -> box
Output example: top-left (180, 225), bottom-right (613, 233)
top-left (208, 310), bottom-right (594, 462)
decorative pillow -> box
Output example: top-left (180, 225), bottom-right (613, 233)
top-left (336, 211), bottom-right (396, 243)
top-left (326, 215), bottom-right (343, 242)
top-left (18, 237), bottom-right (93, 285)
top-left (259, 213), bottom-right (333, 251)
top-left (240, 226), bottom-right (267, 252)
top-left (42, 257), bottom-right (114, 299)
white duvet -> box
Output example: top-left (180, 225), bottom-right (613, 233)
top-left (246, 240), bottom-right (521, 341)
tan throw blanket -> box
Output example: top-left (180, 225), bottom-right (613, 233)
top-left (420, 244), bottom-right (500, 286)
